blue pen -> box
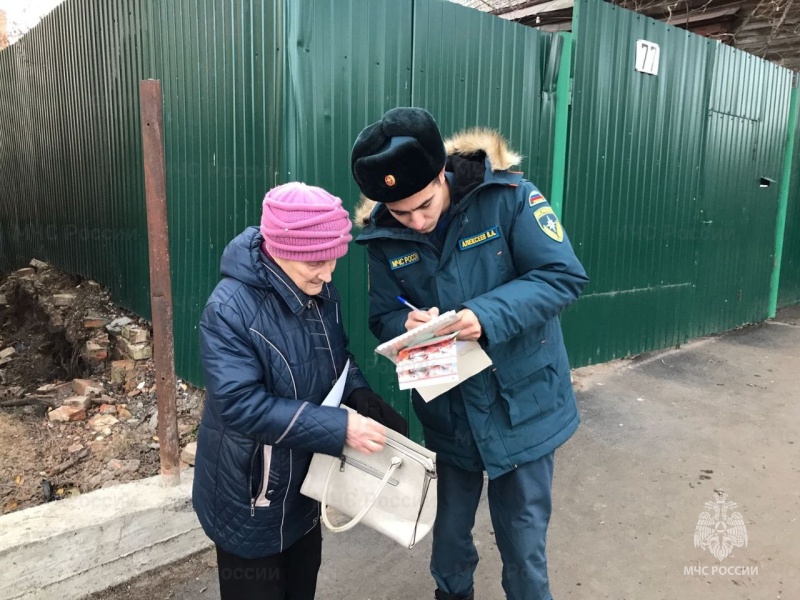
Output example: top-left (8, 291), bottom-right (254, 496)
top-left (397, 296), bottom-right (421, 312)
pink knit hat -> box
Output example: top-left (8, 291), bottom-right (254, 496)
top-left (260, 182), bottom-right (353, 261)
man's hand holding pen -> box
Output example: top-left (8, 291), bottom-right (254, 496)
top-left (404, 305), bottom-right (440, 331)
top-left (398, 296), bottom-right (482, 342)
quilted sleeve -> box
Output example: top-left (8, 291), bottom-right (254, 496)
top-left (199, 301), bottom-right (347, 456)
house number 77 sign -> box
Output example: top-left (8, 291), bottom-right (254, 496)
top-left (635, 40), bottom-right (660, 75)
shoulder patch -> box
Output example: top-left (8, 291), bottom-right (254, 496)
top-left (528, 190), bottom-right (547, 207)
top-left (533, 206), bottom-right (563, 242)
top-left (389, 251), bottom-right (420, 270)
top-left (458, 226), bottom-right (502, 251)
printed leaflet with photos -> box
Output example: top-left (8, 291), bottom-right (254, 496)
top-left (375, 311), bottom-right (492, 401)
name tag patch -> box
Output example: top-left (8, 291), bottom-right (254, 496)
top-left (459, 226), bottom-right (501, 251)
top-left (389, 252), bottom-right (420, 270)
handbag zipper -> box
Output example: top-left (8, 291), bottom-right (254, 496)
top-left (340, 455), bottom-right (400, 486)
top-left (385, 439), bottom-right (436, 474)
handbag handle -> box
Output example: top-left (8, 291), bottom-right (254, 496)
top-left (320, 455), bottom-right (403, 533)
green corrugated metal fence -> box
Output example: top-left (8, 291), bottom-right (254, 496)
top-left (0, 0), bottom-right (556, 427)
top-left (1, 0), bottom-right (798, 420)
top-left (0, 0), bottom-right (151, 318)
top-left (143, 0), bottom-right (285, 384)
top-left (779, 84), bottom-right (800, 308)
top-left (411, 0), bottom-right (559, 197)
top-left (563, 0), bottom-right (794, 366)
top-left (696, 46), bottom-right (792, 334)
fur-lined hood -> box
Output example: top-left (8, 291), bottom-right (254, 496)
top-left (354, 128), bottom-right (521, 227)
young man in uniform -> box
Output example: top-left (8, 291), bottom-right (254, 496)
top-left (351, 107), bottom-right (589, 600)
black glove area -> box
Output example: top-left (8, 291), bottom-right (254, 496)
top-left (344, 388), bottom-right (408, 437)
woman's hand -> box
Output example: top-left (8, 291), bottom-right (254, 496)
top-left (345, 412), bottom-right (387, 454)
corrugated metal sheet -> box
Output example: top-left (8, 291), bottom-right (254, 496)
top-left (2, 0), bottom-right (797, 406)
top-left (412, 0), bottom-right (559, 197)
top-left (0, 0), bottom-right (287, 387)
top-left (780, 89), bottom-right (800, 308)
top-left (564, 0), bottom-right (712, 364)
top-left (564, 0), bottom-right (792, 366)
top-left (283, 0), bottom-right (415, 425)
top-left (0, 0), bottom-right (152, 318)
top-left (695, 46), bottom-right (792, 333)
top-left (146, 0), bottom-right (284, 384)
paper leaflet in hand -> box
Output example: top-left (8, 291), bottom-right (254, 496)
top-left (374, 312), bottom-right (492, 402)
top-left (321, 358), bottom-right (349, 407)
top-left (375, 311), bottom-right (462, 361)
top-left (396, 333), bottom-right (460, 389)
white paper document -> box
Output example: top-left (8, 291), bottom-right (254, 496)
top-left (321, 358), bottom-right (349, 408)
top-left (374, 313), bottom-right (492, 402)
top-left (375, 311), bottom-right (462, 361)
top-left (413, 341), bottom-right (493, 402)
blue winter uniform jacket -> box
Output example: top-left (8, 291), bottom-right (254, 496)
top-left (192, 227), bottom-right (369, 558)
top-left (355, 131), bottom-right (589, 479)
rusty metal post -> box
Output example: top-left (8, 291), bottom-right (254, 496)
top-left (139, 80), bottom-right (180, 485)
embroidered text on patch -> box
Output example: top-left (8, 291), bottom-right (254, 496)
top-left (390, 252), bottom-right (420, 270)
top-left (459, 226), bottom-right (501, 251)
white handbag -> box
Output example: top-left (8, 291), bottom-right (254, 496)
top-left (300, 410), bottom-right (437, 549)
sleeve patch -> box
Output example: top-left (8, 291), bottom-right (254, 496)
top-left (528, 190), bottom-right (547, 206)
top-left (533, 206), bottom-right (564, 242)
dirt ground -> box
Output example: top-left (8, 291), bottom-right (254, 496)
top-left (0, 262), bottom-right (202, 515)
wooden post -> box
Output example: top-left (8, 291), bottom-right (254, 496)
top-left (139, 79), bottom-right (180, 485)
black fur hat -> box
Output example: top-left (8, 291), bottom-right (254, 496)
top-left (351, 107), bottom-right (446, 203)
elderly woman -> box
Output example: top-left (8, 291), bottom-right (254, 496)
top-left (193, 182), bottom-right (406, 600)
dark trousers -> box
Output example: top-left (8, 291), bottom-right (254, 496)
top-left (430, 453), bottom-right (555, 600)
top-left (216, 522), bottom-right (322, 600)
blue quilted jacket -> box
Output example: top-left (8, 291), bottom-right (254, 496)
top-left (192, 227), bottom-right (368, 558)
